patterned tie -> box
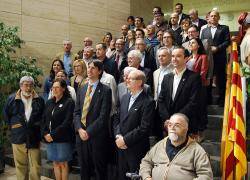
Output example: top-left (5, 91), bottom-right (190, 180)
top-left (81, 84), bottom-right (93, 127)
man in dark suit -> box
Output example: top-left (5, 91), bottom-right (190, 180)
top-left (110, 38), bottom-right (128, 81)
top-left (189, 9), bottom-right (207, 31)
top-left (74, 60), bottom-right (112, 180)
top-left (174, 3), bottom-right (189, 25)
top-left (169, 13), bottom-right (182, 46)
top-left (158, 47), bottom-right (202, 135)
top-left (200, 10), bottom-right (230, 106)
top-left (114, 69), bottom-right (155, 180)
top-left (96, 42), bottom-right (119, 81)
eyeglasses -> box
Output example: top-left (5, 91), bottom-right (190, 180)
top-left (127, 77), bottom-right (139, 81)
top-left (22, 83), bottom-right (33, 87)
top-left (165, 121), bottom-right (184, 129)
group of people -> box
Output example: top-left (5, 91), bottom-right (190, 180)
top-left (4, 2), bottom-right (234, 180)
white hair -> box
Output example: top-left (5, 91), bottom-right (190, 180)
top-left (157, 47), bottom-right (172, 57)
top-left (127, 50), bottom-right (142, 61)
top-left (124, 66), bottom-right (137, 76)
top-left (19, 76), bottom-right (34, 85)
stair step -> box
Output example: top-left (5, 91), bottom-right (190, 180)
top-left (204, 129), bottom-right (221, 142)
top-left (41, 160), bottom-right (81, 180)
top-left (207, 115), bottom-right (223, 130)
top-left (207, 105), bottom-right (224, 116)
top-left (201, 140), bottom-right (221, 157)
top-left (210, 155), bottom-right (221, 177)
top-left (4, 154), bottom-right (14, 167)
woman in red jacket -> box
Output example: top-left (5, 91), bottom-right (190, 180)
top-left (187, 37), bottom-right (209, 142)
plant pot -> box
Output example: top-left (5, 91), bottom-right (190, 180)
top-left (0, 146), bottom-right (5, 174)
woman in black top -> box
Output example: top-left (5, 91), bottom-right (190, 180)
top-left (42, 79), bottom-right (75, 180)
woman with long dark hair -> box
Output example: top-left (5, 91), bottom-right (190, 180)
top-left (43, 58), bottom-right (64, 100)
top-left (187, 37), bottom-right (209, 142)
top-left (42, 79), bottom-right (75, 180)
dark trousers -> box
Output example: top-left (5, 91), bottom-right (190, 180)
top-left (214, 59), bottom-right (227, 103)
top-left (118, 150), bottom-right (141, 180)
top-left (76, 135), bottom-right (108, 180)
top-left (198, 86), bottom-right (208, 131)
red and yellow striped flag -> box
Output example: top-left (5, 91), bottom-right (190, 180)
top-left (221, 42), bottom-right (247, 180)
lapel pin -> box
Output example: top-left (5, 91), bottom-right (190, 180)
top-left (59, 104), bottom-right (63, 107)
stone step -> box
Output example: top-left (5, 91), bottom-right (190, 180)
top-left (207, 115), bottom-right (223, 131)
top-left (207, 105), bottom-right (224, 116)
top-left (41, 160), bottom-right (81, 180)
top-left (201, 140), bottom-right (221, 157)
top-left (210, 155), bottom-right (221, 177)
top-left (4, 154), bottom-right (14, 167)
top-left (204, 129), bottom-right (221, 142)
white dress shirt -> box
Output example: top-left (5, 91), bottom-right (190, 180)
top-left (128, 89), bottom-right (143, 111)
top-left (210, 26), bottom-right (217, 39)
top-left (157, 64), bottom-right (174, 96)
top-left (21, 93), bottom-right (32, 122)
top-left (172, 68), bottom-right (186, 100)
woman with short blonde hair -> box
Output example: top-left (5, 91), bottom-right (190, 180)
top-left (70, 59), bottom-right (87, 93)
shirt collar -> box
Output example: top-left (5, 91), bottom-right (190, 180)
top-left (130, 89), bottom-right (143, 99)
top-left (88, 80), bottom-right (99, 88)
top-left (173, 67), bottom-right (186, 76)
top-left (160, 63), bottom-right (173, 71)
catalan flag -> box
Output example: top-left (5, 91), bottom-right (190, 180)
top-left (221, 41), bottom-right (247, 180)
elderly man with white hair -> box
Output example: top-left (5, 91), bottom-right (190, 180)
top-left (139, 113), bottom-right (213, 180)
top-left (4, 76), bottom-right (45, 180)
top-left (114, 69), bottom-right (155, 180)
top-left (126, 49), bottom-right (154, 88)
top-left (117, 67), bottom-right (152, 104)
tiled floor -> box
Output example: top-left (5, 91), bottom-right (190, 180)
top-left (0, 165), bottom-right (53, 180)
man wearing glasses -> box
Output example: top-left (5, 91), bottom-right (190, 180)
top-left (114, 69), bottom-right (155, 180)
top-left (139, 113), bottom-right (213, 180)
top-left (4, 76), bottom-right (45, 180)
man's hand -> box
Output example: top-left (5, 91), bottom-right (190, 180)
top-left (211, 46), bottom-right (218, 53)
top-left (145, 178), bottom-right (152, 180)
top-left (44, 134), bottom-right (53, 142)
top-left (78, 128), bottom-right (89, 141)
top-left (115, 136), bottom-right (127, 149)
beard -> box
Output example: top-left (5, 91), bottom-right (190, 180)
top-left (22, 91), bottom-right (32, 97)
top-left (168, 132), bottom-right (179, 142)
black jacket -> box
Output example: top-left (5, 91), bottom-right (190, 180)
top-left (74, 82), bottom-right (112, 140)
top-left (158, 69), bottom-right (202, 133)
top-left (4, 90), bottom-right (45, 148)
top-left (113, 91), bottom-right (155, 160)
top-left (42, 96), bottom-right (75, 143)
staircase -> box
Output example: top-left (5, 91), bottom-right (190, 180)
top-left (201, 105), bottom-right (224, 179)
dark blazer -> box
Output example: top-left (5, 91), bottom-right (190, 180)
top-left (102, 56), bottom-right (119, 82)
top-left (158, 69), bottom-right (202, 133)
top-left (179, 13), bottom-right (189, 25)
top-left (114, 90), bottom-right (155, 158)
top-left (74, 82), bottom-right (112, 140)
top-left (196, 18), bottom-right (207, 31)
top-left (200, 24), bottom-right (230, 64)
top-left (42, 96), bottom-right (75, 143)
top-left (143, 50), bottom-right (157, 72)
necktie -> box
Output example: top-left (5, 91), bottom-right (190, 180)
top-left (115, 54), bottom-right (120, 66)
top-left (81, 85), bottom-right (93, 127)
